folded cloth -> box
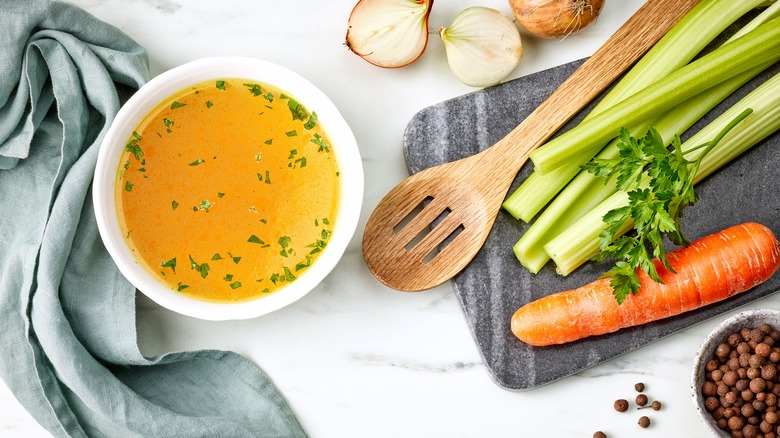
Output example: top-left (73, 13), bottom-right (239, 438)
top-left (0, 1), bottom-right (307, 436)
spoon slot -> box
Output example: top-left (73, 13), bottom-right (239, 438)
top-left (392, 196), bottom-right (434, 235)
top-left (404, 206), bottom-right (451, 252)
top-left (391, 196), bottom-right (452, 250)
top-left (409, 211), bottom-right (465, 265)
top-left (422, 223), bottom-right (465, 265)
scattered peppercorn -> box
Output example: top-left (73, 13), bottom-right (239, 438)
top-left (651, 400), bottom-right (662, 411)
top-left (636, 394), bottom-right (648, 407)
top-left (638, 416), bottom-right (651, 428)
top-left (593, 432), bottom-right (607, 438)
top-left (614, 399), bottom-right (629, 412)
top-left (634, 382), bottom-right (645, 392)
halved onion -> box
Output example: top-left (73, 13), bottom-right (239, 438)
top-left (439, 7), bottom-right (523, 87)
top-left (346, 0), bottom-right (433, 68)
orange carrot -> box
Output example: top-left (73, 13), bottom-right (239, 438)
top-left (511, 222), bottom-right (780, 346)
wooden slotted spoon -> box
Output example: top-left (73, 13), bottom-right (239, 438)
top-left (363, 0), bottom-right (701, 292)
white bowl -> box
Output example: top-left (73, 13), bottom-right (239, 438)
top-left (93, 57), bottom-right (363, 320)
top-left (691, 309), bottom-right (780, 437)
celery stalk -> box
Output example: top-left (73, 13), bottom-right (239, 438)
top-left (732, 2), bottom-right (780, 38)
top-left (529, 17), bottom-right (780, 173)
top-left (544, 71), bottom-right (780, 276)
top-left (503, 0), bottom-right (769, 222)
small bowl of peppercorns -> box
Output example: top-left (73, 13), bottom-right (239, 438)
top-left (692, 309), bottom-right (780, 438)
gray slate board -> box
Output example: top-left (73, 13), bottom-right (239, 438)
top-left (403, 59), bottom-right (780, 390)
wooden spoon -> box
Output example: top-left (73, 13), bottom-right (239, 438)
top-left (363, 0), bottom-right (701, 292)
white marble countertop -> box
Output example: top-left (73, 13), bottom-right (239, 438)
top-left (3, 0), bottom-right (779, 437)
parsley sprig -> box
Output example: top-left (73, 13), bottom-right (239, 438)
top-left (582, 109), bottom-right (752, 304)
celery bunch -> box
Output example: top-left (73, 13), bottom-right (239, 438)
top-left (503, 0), bottom-right (773, 223)
top-left (503, 0), bottom-right (780, 277)
top-left (546, 71), bottom-right (780, 276)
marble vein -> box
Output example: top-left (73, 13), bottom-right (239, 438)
top-left (352, 353), bottom-right (480, 373)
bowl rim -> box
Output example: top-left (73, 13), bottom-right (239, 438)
top-left (93, 56), bottom-right (363, 320)
top-left (690, 308), bottom-right (780, 437)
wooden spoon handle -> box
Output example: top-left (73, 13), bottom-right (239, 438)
top-left (493, 0), bottom-right (701, 165)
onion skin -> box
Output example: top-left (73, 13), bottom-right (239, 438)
top-left (345, 0), bottom-right (434, 68)
top-left (510, 0), bottom-right (605, 39)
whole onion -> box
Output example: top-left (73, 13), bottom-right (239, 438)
top-left (510, 0), bottom-right (605, 39)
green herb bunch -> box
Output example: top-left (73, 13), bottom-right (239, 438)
top-left (582, 109), bottom-right (752, 304)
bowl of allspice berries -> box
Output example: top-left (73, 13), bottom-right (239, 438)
top-left (693, 309), bottom-right (780, 438)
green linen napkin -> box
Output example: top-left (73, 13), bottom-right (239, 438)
top-left (0, 1), bottom-right (307, 436)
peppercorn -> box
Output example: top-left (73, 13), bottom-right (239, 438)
top-left (750, 354), bottom-right (766, 368)
top-left (752, 330), bottom-right (766, 343)
top-left (758, 343), bottom-right (773, 358)
top-left (593, 432), bottom-right (607, 438)
top-left (703, 381), bottom-right (718, 397)
top-left (634, 382), bottom-right (645, 392)
top-left (764, 364), bottom-right (778, 381)
top-left (651, 400), bottom-right (662, 411)
top-left (638, 416), bottom-right (650, 428)
top-left (751, 378), bottom-right (767, 393)
top-left (724, 371), bottom-right (739, 386)
top-left (741, 353), bottom-right (753, 368)
top-left (636, 394), bottom-right (648, 407)
top-left (730, 416), bottom-right (746, 431)
top-left (614, 399), bottom-right (629, 412)
top-left (717, 343), bottom-right (732, 359)
top-left (744, 423), bottom-right (758, 438)
top-left (705, 397), bottom-right (720, 411)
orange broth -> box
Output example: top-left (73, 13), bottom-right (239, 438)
top-left (116, 78), bottom-right (340, 302)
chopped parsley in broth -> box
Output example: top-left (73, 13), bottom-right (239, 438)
top-left (116, 78), bottom-right (340, 302)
